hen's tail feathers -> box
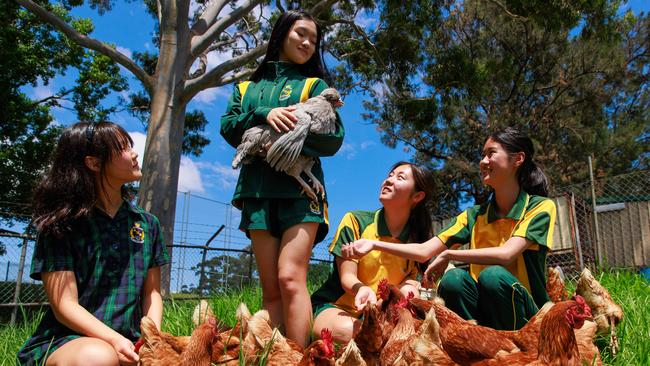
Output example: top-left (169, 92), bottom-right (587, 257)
top-left (335, 339), bottom-right (367, 366)
top-left (266, 119), bottom-right (310, 171)
top-left (192, 299), bottom-right (215, 326)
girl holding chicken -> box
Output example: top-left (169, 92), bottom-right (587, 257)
top-left (220, 10), bottom-right (344, 348)
top-left (311, 161), bottom-right (434, 343)
top-left (17, 122), bottom-right (169, 366)
top-left (342, 128), bottom-right (557, 331)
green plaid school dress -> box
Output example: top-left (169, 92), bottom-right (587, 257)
top-left (16, 201), bottom-right (170, 366)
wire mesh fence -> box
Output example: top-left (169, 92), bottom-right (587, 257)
top-left (0, 170), bottom-right (647, 314)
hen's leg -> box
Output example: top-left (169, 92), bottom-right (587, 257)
top-left (302, 159), bottom-right (325, 198)
top-left (286, 165), bottom-right (318, 201)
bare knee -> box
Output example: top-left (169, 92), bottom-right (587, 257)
top-left (47, 338), bottom-right (118, 366)
top-left (400, 280), bottom-right (421, 298)
top-left (313, 313), bottom-right (357, 344)
top-left (278, 268), bottom-right (306, 296)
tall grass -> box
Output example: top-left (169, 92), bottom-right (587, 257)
top-left (1, 271), bottom-right (648, 365)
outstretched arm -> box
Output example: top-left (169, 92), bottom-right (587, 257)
top-left (424, 236), bottom-right (532, 280)
top-left (337, 257), bottom-right (377, 311)
top-left (341, 236), bottom-right (447, 263)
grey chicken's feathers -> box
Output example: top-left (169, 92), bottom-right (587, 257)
top-left (265, 110), bottom-right (311, 171)
top-left (265, 89), bottom-right (340, 170)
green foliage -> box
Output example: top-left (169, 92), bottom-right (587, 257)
top-left (331, 0), bottom-right (649, 215)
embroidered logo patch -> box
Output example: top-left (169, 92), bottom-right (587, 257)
top-left (278, 85), bottom-right (293, 101)
top-left (129, 222), bottom-right (145, 244)
top-left (309, 201), bottom-right (321, 215)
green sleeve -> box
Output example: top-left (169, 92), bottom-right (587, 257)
top-left (301, 79), bottom-right (345, 157)
top-left (328, 212), bottom-right (361, 258)
top-left (220, 85), bottom-right (272, 148)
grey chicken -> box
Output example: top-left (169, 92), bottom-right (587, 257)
top-left (231, 88), bottom-right (343, 201)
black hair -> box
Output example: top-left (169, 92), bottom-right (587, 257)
top-left (249, 9), bottom-right (330, 83)
top-left (387, 161), bottom-right (434, 272)
top-left (32, 121), bottom-right (134, 237)
top-left (488, 127), bottom-right (550, 197)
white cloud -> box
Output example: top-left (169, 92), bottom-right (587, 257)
top-left (196, 161), bottom-right (239, 190)
top-left (116, 46), bottom-right (132, 59)
top-left (129, 131), bottom-right (205, 193)
top-left (360, 141), bottom-right (375, 150)
top-left (194, 86), bottom-right (230, 104)
top-left (129, 131), bottom-right (147, 167)
top-left (338, 143), bottom-right (357, 160)
top-left (32, 78), bottom-right (54, 101)
top-left (178, 156), bottom-right (205, 193)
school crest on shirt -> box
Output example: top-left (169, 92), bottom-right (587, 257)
top-left (309, 200), bottom-right (321, 215)
top-left (278, 85), bottom-right (293, 101)
top-left (129, 222), bottom-right (145, 244)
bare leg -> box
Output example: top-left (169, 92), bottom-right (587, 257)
top-left (45, 337), bottom-right (119, 366)
top-left (250, 230), bottom-right (283, 329)
top-left (278, 222), bottom-right (318, 348)
top-left (400, 279), bottom-right (421, 298)
top-left (312, 307), bottom-right (361, 344)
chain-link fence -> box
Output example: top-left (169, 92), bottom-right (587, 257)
top-left (1, 170), bottom-right (648, 320)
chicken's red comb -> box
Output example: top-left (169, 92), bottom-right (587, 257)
top-left (407, 291), bottom-right (415, 300)
top-left (396, 297), bottom-right (408, 309)
top-left (321, 328), bottom-right (333, 344)
top-left (377, 279), bottom-right (390, 300)
top-left (573, 294), bottom-right (592, 317)
top-left (133, 338), bottom-right (144, 353)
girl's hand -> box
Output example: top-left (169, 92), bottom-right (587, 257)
top-left (110, 335), bottom-right (139, 365)
top-left (354, 286), bottom-right (377, 311)
top-left (266, 107), bottom-right (297, 132)
top-left (424, 250), bottom-right (450, 283)
top-left (341, 239), bottom-right (376, 259)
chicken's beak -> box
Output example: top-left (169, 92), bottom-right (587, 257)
top-left (334, 99), bottom-right (344, 107)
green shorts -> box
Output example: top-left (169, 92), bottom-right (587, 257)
top-left (239, 198), bottom-right (329, 244)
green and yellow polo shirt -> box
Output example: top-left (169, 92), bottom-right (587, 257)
top-left (437, 190), bottom-right (556, 307)
top-left (220, 61), bottom-right (344, 205)
top-left (311, 209), bottom-right (419, 317)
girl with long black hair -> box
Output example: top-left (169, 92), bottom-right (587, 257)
top-left (17, 122), bottom-right (169, 366)
top-left (342, 128), bottom-right (557, 330)
top-left (220, 10), bottom-right (344, 347)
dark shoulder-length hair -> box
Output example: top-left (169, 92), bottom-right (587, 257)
top-left (32, 121), bottom-right (134, 237)
top-left (388, 161), bottom-right (434, 273)
top-left (249, 9), bottom-right (330, 83)
top-left (488, 127), bottom-right (550, 197)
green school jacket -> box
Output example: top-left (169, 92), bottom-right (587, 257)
top-left (220, 61), bottom-right (345, 206)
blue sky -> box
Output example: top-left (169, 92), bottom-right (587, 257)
top-left (12, 1), bottom-right (649, 287)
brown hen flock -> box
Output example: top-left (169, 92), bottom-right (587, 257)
top-left (136, 267), bottom-right (620, 366)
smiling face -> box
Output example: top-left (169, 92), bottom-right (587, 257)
top-left (279, 19), bottom-right (317, 65)
top-left (379, 164), bottom-right (424, 208)
top-left (479, 137), bottom-right (523, 189)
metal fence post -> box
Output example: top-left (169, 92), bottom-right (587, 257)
top-left (588, 156), bottom-right (603, 266)
top-left (11, 232), bottom-right (30, 325)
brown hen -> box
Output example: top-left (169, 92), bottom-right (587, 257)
top-left (138, 315), bottom-right (216, 366)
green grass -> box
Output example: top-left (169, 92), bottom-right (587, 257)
top-left (1, 271), bottom-right (648, 365)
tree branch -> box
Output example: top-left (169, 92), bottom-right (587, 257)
top-left (309, 0), bottom-right (339, 17)
top-left (183, 43), bottom-right (267, 101)
top-left (17, 0), bottom-right (154, 93)
top-left (191, 0), bottom-right (230, 36)
top-left (191, 0), bottom-right (263, 58)
top-left (486, 0), bottom-right (529, 22)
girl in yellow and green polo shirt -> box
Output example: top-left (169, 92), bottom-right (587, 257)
top-left (342, 128), bottom-right (556, 331)
top-left (311, 162), bottom-right (434, 343)
top-left (220, 10), bottom-right (344, 348)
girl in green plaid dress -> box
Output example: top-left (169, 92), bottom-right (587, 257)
top-left (17, 122), bottom-right (170, 366)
